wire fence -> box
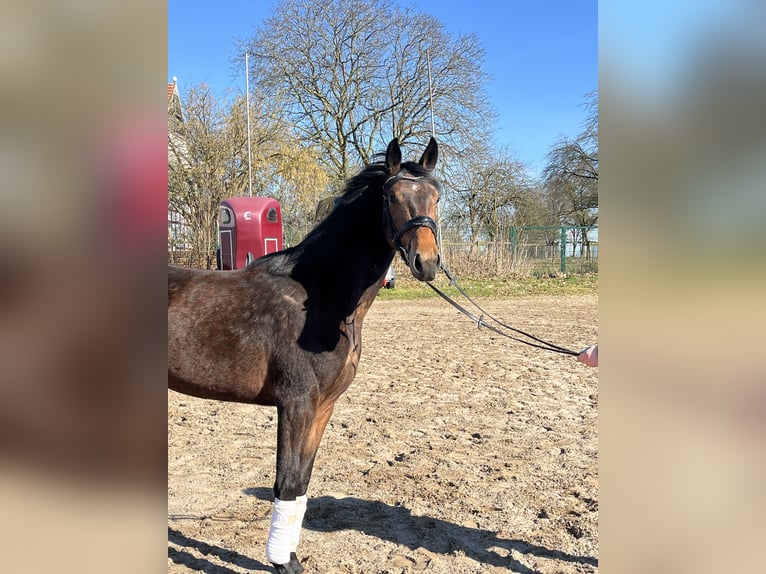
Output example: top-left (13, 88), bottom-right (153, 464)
top-left (426, 225), bottom-right (598, 278)
top-left (438, 239), bottom-right (598, 279)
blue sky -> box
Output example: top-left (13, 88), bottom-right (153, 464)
top-left (169, 0), bottom-right (597, 179)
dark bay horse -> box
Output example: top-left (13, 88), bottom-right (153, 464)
top-left (168, 137), bottom-right (440, 573)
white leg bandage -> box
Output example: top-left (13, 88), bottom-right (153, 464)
top-left (293, 494), bottom-right (307, 549)
top-left (266, 495), bottom-right (308, 565)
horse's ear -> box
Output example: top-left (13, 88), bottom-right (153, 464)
top-left (386, 138), bottom-right (401, 174)
top-left (419, 137), bottom-right (438, 171)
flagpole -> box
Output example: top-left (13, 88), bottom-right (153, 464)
top-left (426, 48), bottom-right (435, 137)
top-left (426, 48), bottom-right (442, 247)
top-left (245, 51), bottom-right (253, 197)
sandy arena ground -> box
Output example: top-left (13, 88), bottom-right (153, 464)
top-left (169, 295), bottom-right (598, 573)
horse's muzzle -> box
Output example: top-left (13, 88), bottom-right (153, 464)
top-left (408, 241), bottom-right (440, 282)
top-left (393, 215), bottom-right (440, 281)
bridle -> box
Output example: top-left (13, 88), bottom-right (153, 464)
top-left (382, 173), bottom-right (439, 264)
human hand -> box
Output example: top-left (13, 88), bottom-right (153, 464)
top-left (577, 344), bottom-right (598, 367)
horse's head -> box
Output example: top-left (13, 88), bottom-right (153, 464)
top-left (382, 137), bottom-right (441, 282)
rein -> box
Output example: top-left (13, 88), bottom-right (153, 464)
top-left (426, 265), bottom-right (580, 356)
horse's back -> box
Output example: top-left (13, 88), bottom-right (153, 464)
top-left (168, 264), bottom-right (284, 333)
top-left (168, 264), bottom-right (201, 305)
top-left (168, 264), bottom-right (258, 307)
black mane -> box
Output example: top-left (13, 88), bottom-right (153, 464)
top-left (249, 157), bottom-right (435, 281)
top-left (293, 163), bottom-right (388, 263)
top-left (252, 162), bottom-right (392, 279)
top-left (301, 159), bottom-right (435, 260)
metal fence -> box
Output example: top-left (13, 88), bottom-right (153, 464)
top-left (509, 225), bottom-right (598, 275)
top-left (429, 225), bottom-right (597, 278)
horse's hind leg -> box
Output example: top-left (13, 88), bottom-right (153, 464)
top-left (267, 398), bottom-right (335, 573)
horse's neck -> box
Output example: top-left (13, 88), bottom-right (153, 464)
top-left (283, 198), bottom-right (392, 352)
top-left (290, 200), bottom-right (393, 301)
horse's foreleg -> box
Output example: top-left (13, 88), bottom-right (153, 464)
top-left (267, 399), bottom-right (335, 573)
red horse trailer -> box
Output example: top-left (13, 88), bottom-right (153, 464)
top-left (218, 197), bottom-right (283, 270)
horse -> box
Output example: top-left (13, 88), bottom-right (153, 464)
top-left (168, 137), bottom-right (441, 573)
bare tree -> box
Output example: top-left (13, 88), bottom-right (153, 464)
top-left (441, 146), bottom-right (530, 245)
top-left (541, 91), bottom-right (598, 257)
top-left (543, 91), bottom-right (598, 223)
top-left (259, 141), bottom-right (330, 245)
top-left (508, 183), bottom-right (559, 228)
top-left (168, 84), bottom-right (249, 264)
top-left (168, 83), bottom-right (331, 263)
top-left (236, 0), bottom-right (493, 184)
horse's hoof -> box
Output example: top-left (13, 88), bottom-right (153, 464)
top-left (271, 554), bottom-right (304, 574)
top-left (289, 553), bottom-right (305, 574)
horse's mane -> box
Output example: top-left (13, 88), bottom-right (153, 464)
top-left (250, 163), bottom-right (386, 275)
top-left (314, 158), bottom-right (435, 232)
top-left (302, 163), bottom-right (387, 248)
top-left (250, 158), bottom-right (431, 275)
top-left (332, 163), bottom-right (387, 205)
top-left (334, 159), bottom-right (434, 204)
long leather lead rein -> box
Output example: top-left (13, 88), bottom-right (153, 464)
top-left (426, 265), bottom-right (580, 356)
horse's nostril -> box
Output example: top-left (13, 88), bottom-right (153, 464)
top-left (413, 253), bottom-right (424, 274)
